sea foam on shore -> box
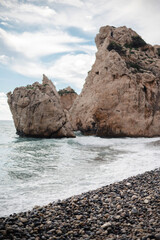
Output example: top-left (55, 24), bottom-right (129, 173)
top-left (1, 120), bottom-right (160, 217)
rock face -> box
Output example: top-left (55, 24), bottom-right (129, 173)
top-left (7, 75), bottom-right (75, 138)
top-left (58, 87), bottom-right (78, 111)
top-left (70, 25), bottom-right (160, 137)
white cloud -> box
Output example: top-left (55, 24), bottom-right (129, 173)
top-left (0, 1), bottom-right (56, 25)
top-left (126, 0), bottom-right (160, 44)
top-left (0, 0), bottom-right (16, 8)
top-left (0, 28), bottom-right (86, 58)
top-left (10, 61), bottom-right (45, 78)
top-left (0, 21), bottom-right (10, 26)
top-left (0, 55), bottom-right (11, 65)
top-left (47, 53), bottom-right (95, 89)
top-left (10, 53), bottom-right (95, 90)
top-left (47, 0), bottom-right (83, 8)
top-left (0, 92), bottom-right (12, 120)
top-left (47, 0), bottom-right (160, 43)
top-left (0, 0), bottom-right (160, 44)
top-left (20, 4), bottom-right (55, 17)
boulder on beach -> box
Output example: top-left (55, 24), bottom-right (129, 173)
top-left (7, 75), bottom-right (75, 138)
top-left (70, 25), bottom-right (160, 137)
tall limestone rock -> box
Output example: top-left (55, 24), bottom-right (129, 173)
top-left (7, 75), bottom-right (75, 138)
top-left (70, 26), bottom-right (160, 137)
top-left (58, 87), bottom-right (78, 111)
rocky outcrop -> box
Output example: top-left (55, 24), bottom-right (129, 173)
top-left (58, 87), bottom-right (78, 111)
top-left (70, 26), bottom-right (160, 137)
top-left (7, 75), bottom-right (75, 138)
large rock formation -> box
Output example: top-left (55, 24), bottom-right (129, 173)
top-left (58, 87), bottom-right (78, 111)
top-left (7, 75), bottom-right (75, 138)
top-left (70, 26), bottom-right (160, 137)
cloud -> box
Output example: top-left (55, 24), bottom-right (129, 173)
top-left (1, 0), bottom-right (160, 44)
top-left (55, 0), bottom-right (160, 43)
top-left (0, 0), bottom-right (56, 26)
top-left (0, 21), bottom-right (10, 26)
top-left (10, 53), bottom-right (95, 90)
top-left (47, 0), bottom-right (83, 8)
top-left (0, 92), bottom-right (12, 120)
top-left (47, 53), bottom-right (95, 89)
top-left (0, 55), bottom-right (11, 65)
top-left (126, 0), bottom-right (160, 44)
top-left (0, 28), bottom-right (86, 58)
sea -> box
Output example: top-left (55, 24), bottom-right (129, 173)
top-left (0, 120), bottom-right (160, 217)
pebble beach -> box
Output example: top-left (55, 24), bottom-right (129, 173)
top-left (0, 168), bottom-right (159, 240)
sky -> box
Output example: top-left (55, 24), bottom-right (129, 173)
top-left (0, 0), bottom-right (160, 120)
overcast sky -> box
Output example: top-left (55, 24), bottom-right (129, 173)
top-left (0, 0), bottom-right (160, 120)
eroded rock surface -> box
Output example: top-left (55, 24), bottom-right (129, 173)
top-left (7, 75), bottom-right (75, 138)
top-left (58, 87), bottom-right (78, 111)
top-left (70, 26), bottom-right (160, 137)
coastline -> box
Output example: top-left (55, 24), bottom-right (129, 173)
top-left (0, 168), bottom-right (159, 240)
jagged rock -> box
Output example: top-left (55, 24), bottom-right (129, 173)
top-left (70, 26), bottom-right (160, 137)
top-left (7, 75), bottom-right (75, 138)
top-left (58, 87), bottom-right (78, 111)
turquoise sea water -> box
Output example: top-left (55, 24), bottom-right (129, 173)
top-left (0, 120), bottom-right (160, 217)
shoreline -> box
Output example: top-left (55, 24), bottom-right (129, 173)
top-left (0, 168), bottom-right (159, 240)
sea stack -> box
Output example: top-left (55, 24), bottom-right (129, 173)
top-left (7, 75), bottom-right (75, 138)
top-left (70, 25), bottom-right (160, 137)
